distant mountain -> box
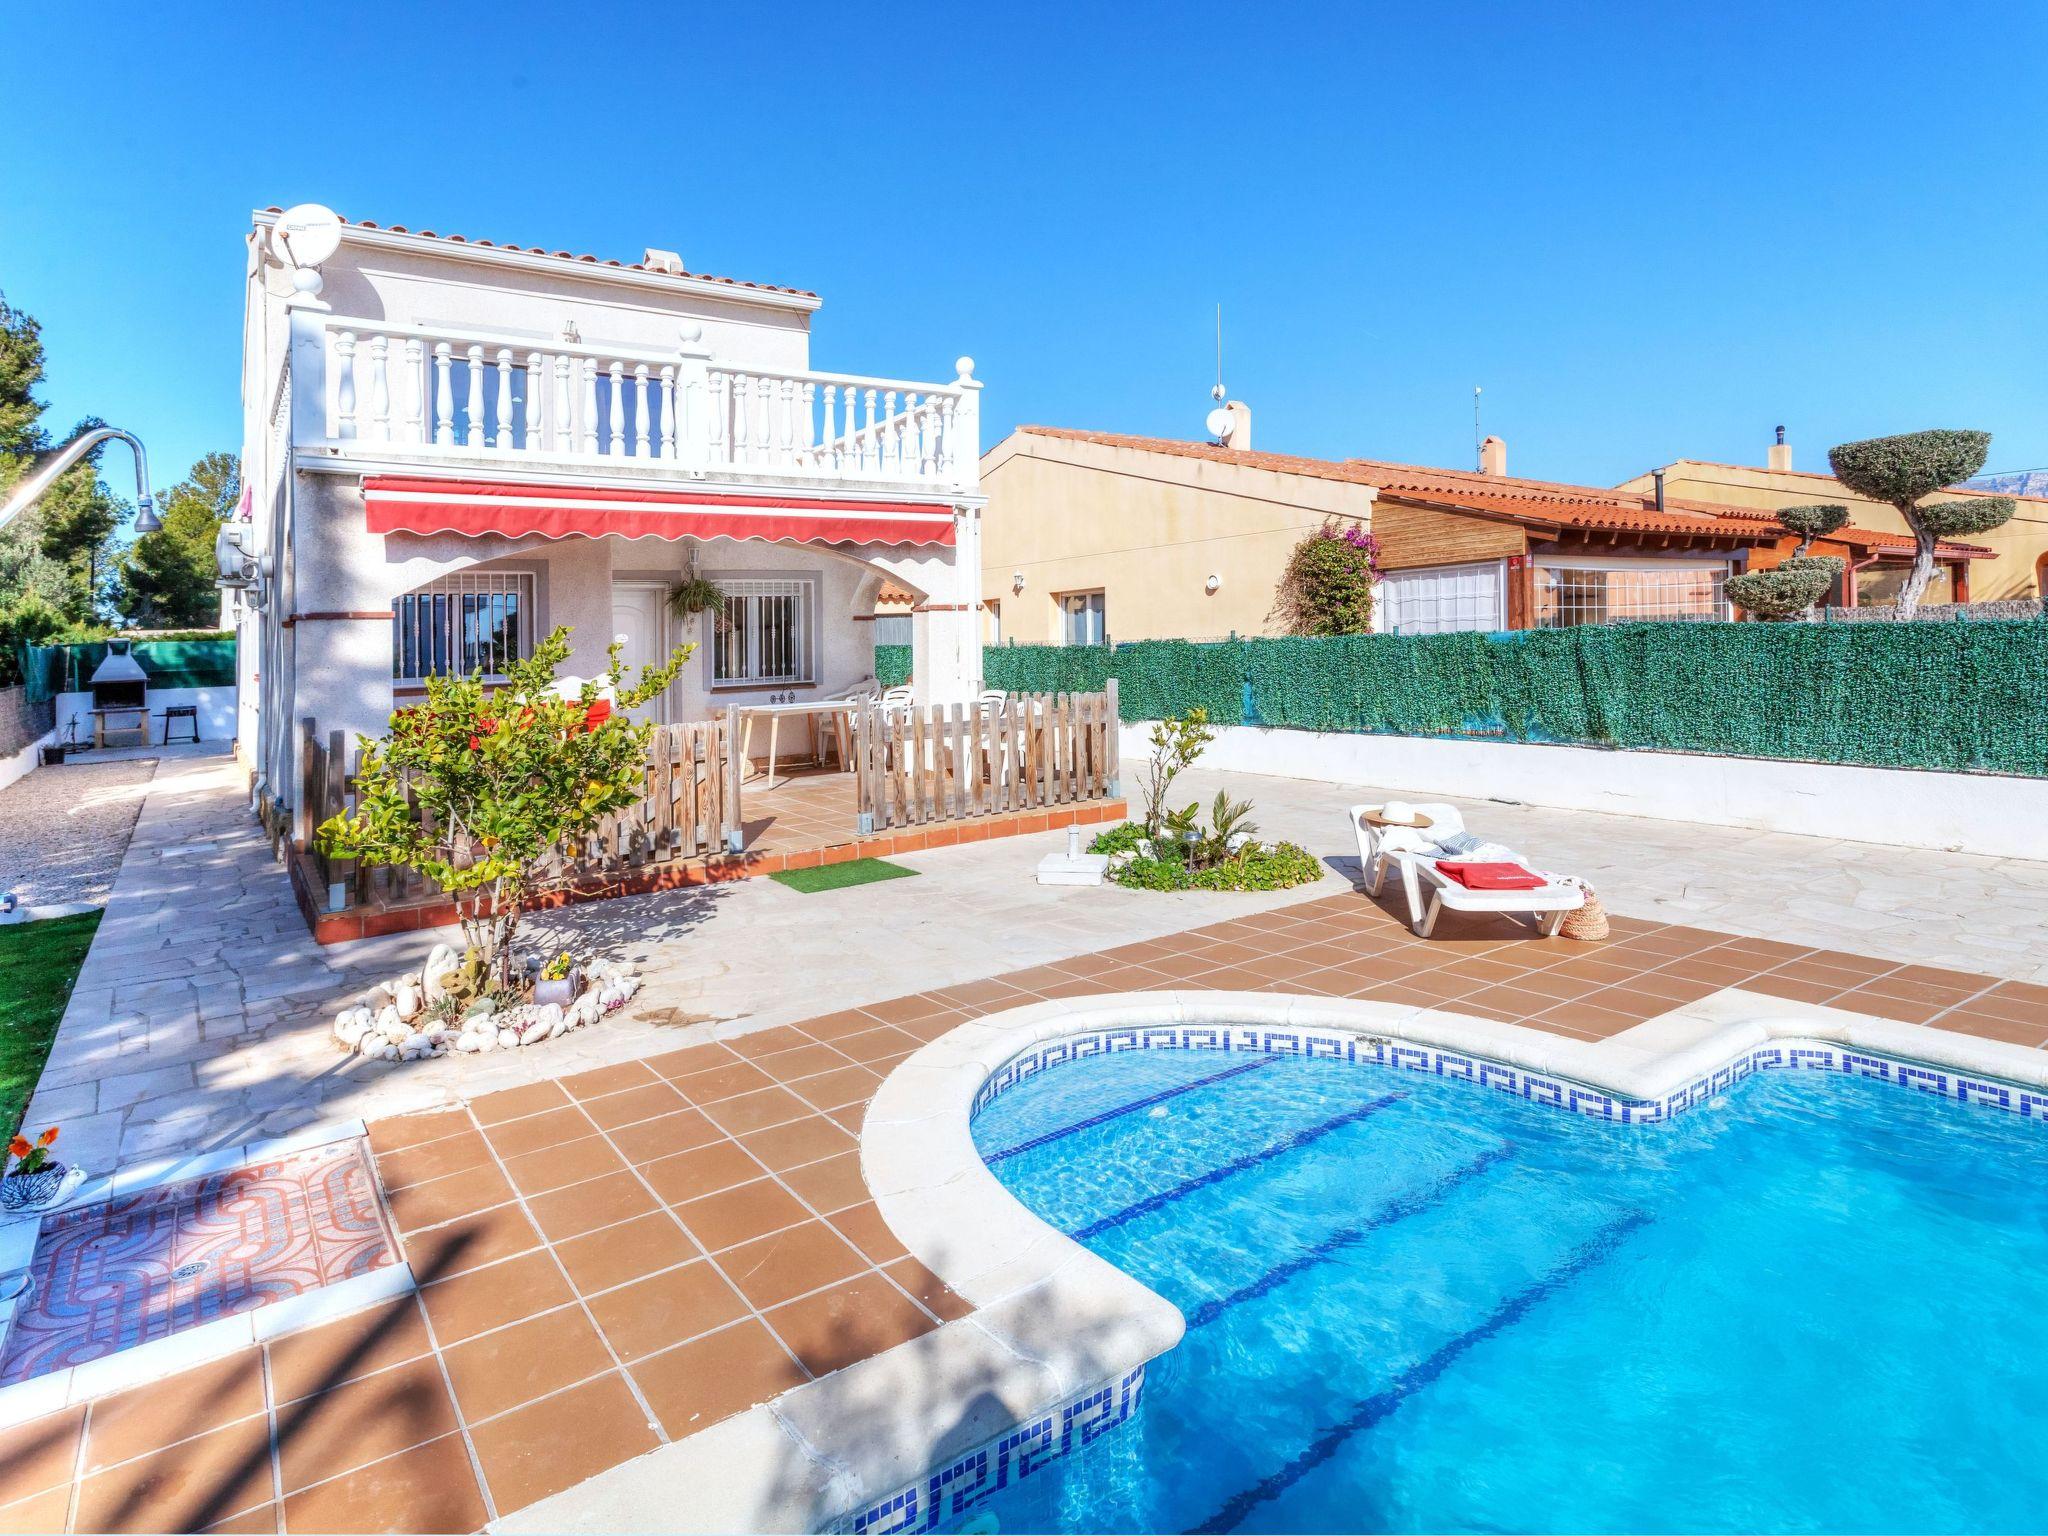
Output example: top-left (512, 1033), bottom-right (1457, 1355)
top-left (1965, 470), bottom-right (2048, 498)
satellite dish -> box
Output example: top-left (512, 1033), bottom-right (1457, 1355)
top-left (272, 204), bottom-right (343, 269)
top-left (1205, 406), bottom-right (1233, 440)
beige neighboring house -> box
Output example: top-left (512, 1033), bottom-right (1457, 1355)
top-left (1618, 430), bottom-right (2048, 603)
top-left (978, 424), bottom-right (1374, 645)
top-left (979, 424), bottom-right (1988, 643)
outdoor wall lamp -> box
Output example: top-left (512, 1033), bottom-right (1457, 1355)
top-left (1205, 573), bottom-right (1222, 594)
top-left (1012, 572), bottom-right (1026, 594)
top-left (0, 426), bottom-right (160, 535)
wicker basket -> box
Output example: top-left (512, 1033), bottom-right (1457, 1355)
top-left (1557, 877), bottom-right (1609, 942)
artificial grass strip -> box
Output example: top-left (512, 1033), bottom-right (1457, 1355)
top-left (0, 909), bottom-right (101, 1137)
top-left (770, 858), bottom-right (920, 895)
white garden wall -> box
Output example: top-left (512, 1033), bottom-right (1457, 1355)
top-left (1122, 723), bottom-right (2048, 862)
top-left (55, 687), bottom-right (238, 747)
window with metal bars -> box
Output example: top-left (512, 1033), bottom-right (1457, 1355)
top-left (714, 578), bottom-right (815, 685)
top-left (1534, 560), bottom-right (1730, 627)
top-left (392, 571), bottom-right (534, 680)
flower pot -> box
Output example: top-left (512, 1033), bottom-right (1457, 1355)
top-left (1, 1164), bottom-right (67, 1213)
top-left (532, 971), bottom-right (583, 1008)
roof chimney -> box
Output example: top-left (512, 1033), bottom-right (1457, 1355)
top-left (1768, 425), bottom-right (1792, 472)
top-left (1479, 435), bottom-right (1506, 476)
top-left (1653, 469), bottom-right (1667, 512)
top-left (1216, 400), bottom-right (1252, 451)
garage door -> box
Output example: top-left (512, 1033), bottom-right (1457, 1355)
top-left (1380, 561), bottom-right (1508, 635)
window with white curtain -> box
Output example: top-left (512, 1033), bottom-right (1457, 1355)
top-left (1057, 590), bottom-right (1106, 646)
top-left (1534, 559), bottom-right (1731, 626)
top-left (714, 578), bottom-right (815, 684)
top-left (1380, 562), bottom-right (1506, 635)
top-left (392, 571), bottom-right (534, 680)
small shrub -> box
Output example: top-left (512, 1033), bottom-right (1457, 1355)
top-left (1272, 520), bottom-right (1380, 636)
top-left (1137, 709), bottom-right (1213, 836)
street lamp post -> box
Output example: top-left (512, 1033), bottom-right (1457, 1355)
top-left (0, 426), bottom-right (162, 536)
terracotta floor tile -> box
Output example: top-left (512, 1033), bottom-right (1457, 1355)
top-left (440, 1306), bottom-right (615, 1423)
top-left (1498, 968), bottom-right (1599, 1004)
top-left (366, 1108), bottom-right (476, 1156)
top-left (1741, 973), bottom-right (1848, 1006)
top-left (467, 1080), bottom-right (573, 1125)
top-left (883, 1256), bottom-right (974, 1322)
top-left (1835, 990), bottom-right (1949, 1025)
top-left (373, 1129), bottom-right (495, 1192)
top-left (469, 1371), bottom-right (658, 1517)
top-left (275, 1356), bottom-right (459, 1494)
top-left (479, 1104), bottom-right (599, 1159)
top-left (1652, 958), bottom-right (1765, 989)
top-left (605, 1108), bottom-right (723, 1165)
top-left (1530, 1003), bottom-right (1650, 1038)
top-left (1618, 970), bottom-right (1721, 1006)
top-left (1932, 1010), bottom-right (2048, 1048)
top-left (559, 1060), bottom-right (661, 1100)
top-left (198, 1503), bottom-right (277, 1534)
top-left (641, 1140), bottom-right (767, 1205)
top-left (826, 1102), bottom-right (870, 1135)
top-left (265, 1298), bottom-right (433, 1407)
top-left (751, 1041), bottom-right (856, 1082)
top-left (74, 1415), bottom-right (273, 1535)
top-left (1798, 948), bottom-right (1902, 979)
top-left (0, 1405), bottom-right (83, 1498)
top-left (628, 1320), bottom-right (807, 1438)
top-left (525, 1169), bottom-right (660, 1243)
top-left (644, 1042), bottom-right (744, 1079)
top-left (0, 1486), bottom-right (73, 1535)
top-left (399, 1203), bottom-right (542, 1283)
top-left (926, 978), bottom-right (1033, 1011)
top-left (555, 1212), bottom-right (702, 1296)
top-left (1989, 978), bottom-right (2048, 1006)
top-left (763, 1271), bottom-right (936, 1377)
top-left (826, 1202), bottom-right (908, 1264)
top-left (280, 1432), bottom-right (485, 1536)
top-left (585, 1260), bottom-right (750, 1360)
top-left (581, 1081), bottom-right (690, 1132)
top-left (785, 1008), bottom-right (883, 1042)
top-left (723, 1024), bottom-right (817, 1057)
top-left (1958, 989), bottom-right (2048, 1028)
top-left (698, 1085), bottom-right (814, 1135)
top-left (784, 1064), bottom-right (883, 1114)
top-left (717, 1221), bottom-right (869, 1310)
top-left (667, 1059), bottom-right (777, 1105)
top-left (738, 1114), bottom-right (858, 1173)
top-left (829, 1025), bottom-right (931, 1065)
top-left (675, 1178), bottom-right (811, 1252)
top-left (83, 1352), bottom-right (266, 1473)
top-left (383, 1162), bottom-right (518, 1235)
top-left (419, 1249), bottom-right (572, 1344)
top-left (498, 1132), bottom-right (627, 1198)
top-left (1853, 975), bottom-right (1986, 1009)
top-left (780, 1151), bottom-right (868, 1216)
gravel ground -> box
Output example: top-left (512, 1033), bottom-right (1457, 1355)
top-left (0, 758), bottom-right (160, 908)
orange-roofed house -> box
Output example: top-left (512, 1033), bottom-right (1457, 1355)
top-left (978, 424), bottom-right (1990, 643)
top-left (232, 205), bottom-right (985, 828)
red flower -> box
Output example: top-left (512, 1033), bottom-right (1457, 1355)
top-left (36, 1128), bottom-right (55, 1147)
top-left (6, 1137), bottom-right (27, 1160)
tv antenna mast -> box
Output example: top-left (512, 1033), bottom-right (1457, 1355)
top-left (1473, 386), bottom-right (1483, 470)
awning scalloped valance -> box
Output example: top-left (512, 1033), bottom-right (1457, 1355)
top-left (360, 477), bottom-right (958, 547)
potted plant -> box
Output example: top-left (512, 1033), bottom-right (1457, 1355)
top-left (667, 575), bottom-right (725, 631)
top-left (2, 1127), bottom-right (64, 1212)
top-left (533, 951), bottom-right (583, 1007)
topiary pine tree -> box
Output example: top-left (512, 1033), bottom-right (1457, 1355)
top-left (1724, 503), bottom-right (1851, 621)
top-left (1827, 430), bottom-right (2013, 618)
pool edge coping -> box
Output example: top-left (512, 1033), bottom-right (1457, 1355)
top-left (492, 984), bottom-right (2048, 1536)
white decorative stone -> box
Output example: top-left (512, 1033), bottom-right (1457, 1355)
top-left (497, 1027), bottom-right (519, 1048)
top-left (394, 982), bottom-right (423, 1022)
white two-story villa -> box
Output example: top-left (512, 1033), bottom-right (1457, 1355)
top-left (232, 204), bottom-right (983, 819)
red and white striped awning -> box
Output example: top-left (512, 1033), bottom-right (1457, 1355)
top-left (361, 477), bottom-right (957, 547)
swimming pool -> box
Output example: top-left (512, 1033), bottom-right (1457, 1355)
top-left (949, 1042), bottom-right (2048, 1533)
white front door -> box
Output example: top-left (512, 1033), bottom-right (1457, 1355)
top-left (610, 580), bottom-right (672, 723)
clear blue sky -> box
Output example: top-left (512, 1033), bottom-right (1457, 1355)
top-left (5, 1), bottom-right (2045, 492)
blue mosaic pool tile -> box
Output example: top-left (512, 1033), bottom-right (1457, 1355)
top-left (839, 1366), bottom-right (1147, 1534)
top-left (971, 1026), bottom-right (2048, 1129)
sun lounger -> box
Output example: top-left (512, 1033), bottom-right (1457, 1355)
top-left (1348, 802), bottom-right (1584, 938)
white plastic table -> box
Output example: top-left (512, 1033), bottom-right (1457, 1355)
top-left (736, 699), bottom-right (859, 789)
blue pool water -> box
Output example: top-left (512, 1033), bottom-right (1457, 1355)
top-left (953, 1047), bottom-right (2048, 1533)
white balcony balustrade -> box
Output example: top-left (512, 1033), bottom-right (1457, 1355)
top-left (300, 317), bottom-right (979, 493)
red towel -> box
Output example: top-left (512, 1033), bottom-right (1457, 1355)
top-left (1436, 860), bottom-right (1546, 891)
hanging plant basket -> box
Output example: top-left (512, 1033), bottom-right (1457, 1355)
top-left (668, 577), bottom-right (726, 624)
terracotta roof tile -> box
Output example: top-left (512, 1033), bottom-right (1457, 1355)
top-left (260, 207), bottom-right (816, 298)
top-left (1010, 427), bottom-right (1991, 559)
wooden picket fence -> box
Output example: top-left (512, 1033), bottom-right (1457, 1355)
top-left (851, 682), bottom-right (1120, 831)
top-left (298, 713), bottom-right (743, 912)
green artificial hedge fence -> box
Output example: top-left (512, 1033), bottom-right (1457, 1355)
top-left (886, 621), bottom-right (2048, 776)
top-left (20, 638), bottom-right (237, 701)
